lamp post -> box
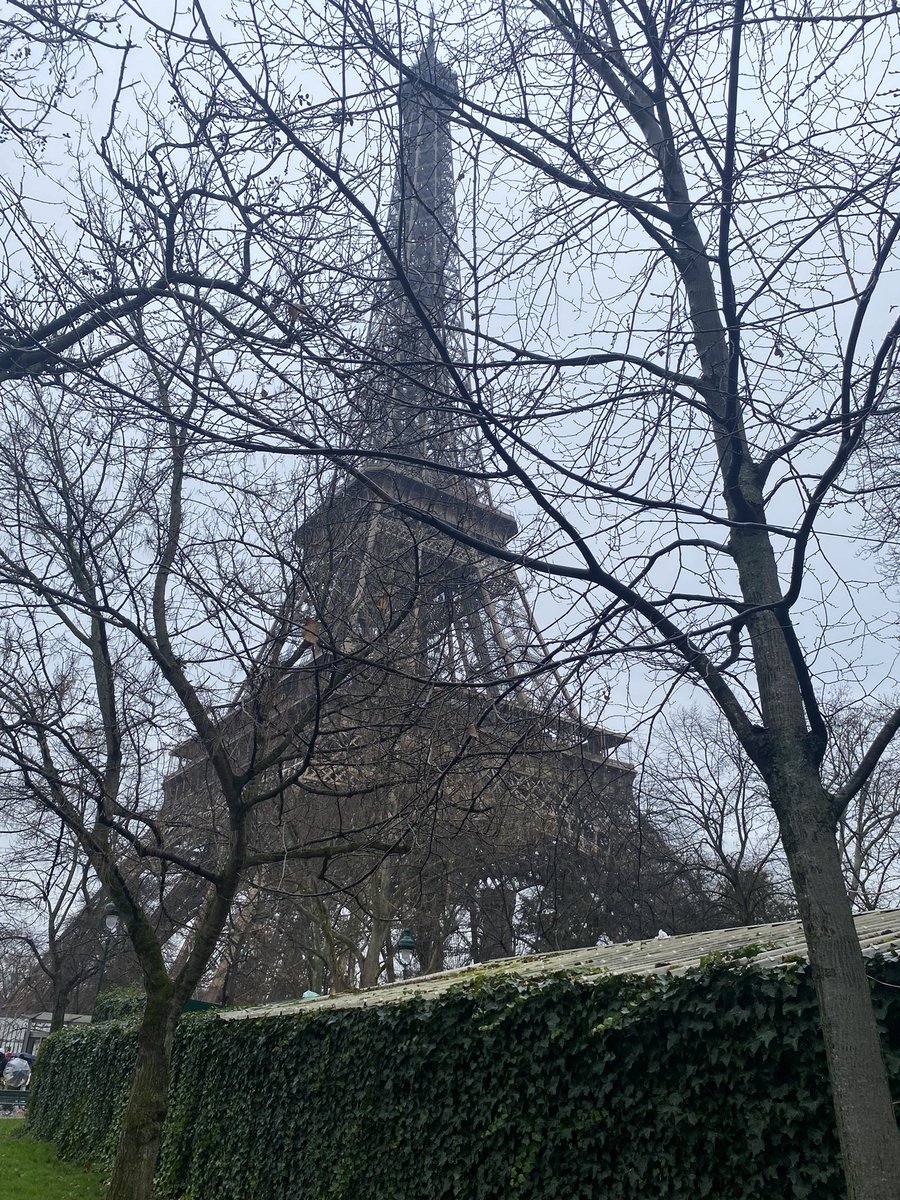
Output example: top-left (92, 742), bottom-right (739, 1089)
top-left (93, 902), bottom-right (119, 1010)
top-left (396, 929), bottom-right (417, 981)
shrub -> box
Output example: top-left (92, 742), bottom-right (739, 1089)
top-left (28, 955), bottom-right (900, 1200)
top-left (92, 988), bottom-right (147, 1024)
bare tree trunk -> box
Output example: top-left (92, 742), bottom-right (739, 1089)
top-left (105, 976), bottom-right (177, 1200)
top-left (731, 529), bottom-right (900, 1194)
top-left (48, 982), bottom-right (69, 1034)
top-left (359, 867), bottom-right (392, 989)
top-left (771, 759), bottom-right (900, 1198)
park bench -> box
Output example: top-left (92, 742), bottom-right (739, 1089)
top-left (0, 1089), bottom-right (29, 1111)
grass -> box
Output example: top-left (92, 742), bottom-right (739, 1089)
top-left (0, 1119), bottom-right (106, 1199)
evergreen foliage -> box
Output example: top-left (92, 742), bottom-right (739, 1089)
top-left (91, 988), bottom-right (146, 1024)
top-left (28, 956), bottom-right (900, 1199)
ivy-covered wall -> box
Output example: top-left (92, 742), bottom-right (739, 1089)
top-left (28, 955), bottom-right (900, 1200)
top-left (92, 987), bottom-right (218, 1023)
top-left (92, 987), bottom-right (147, 1023)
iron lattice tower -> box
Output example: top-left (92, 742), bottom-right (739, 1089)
top-left (158, 43), bottom-right (640, 996)
top-left (366, 40), bottom-right (467, 467)
top-left (315, 41), bottom-right (572, 699)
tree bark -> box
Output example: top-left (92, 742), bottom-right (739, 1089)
top-left (770, 758), bottom-right (900, 1199)
top-left (48, 983), bottom-right (69, 1034)
top-left (105, 977), bottom-right (177, 1200)
top-left (359, 867), bottom-right (392, 989)
top-left (728, 530), bottom-right (900, 1194)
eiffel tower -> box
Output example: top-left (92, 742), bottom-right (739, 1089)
top-left (132, 41), bottom-right (641, 999)
top-left (288, 40), bottom-right (622, 706)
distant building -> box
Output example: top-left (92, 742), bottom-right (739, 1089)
top-left (0, 1011), bottom-right (91, 1056)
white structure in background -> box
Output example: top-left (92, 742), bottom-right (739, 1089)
top-left (0, 1011), bottom-right (91, 1055)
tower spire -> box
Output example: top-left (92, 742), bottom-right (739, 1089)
top-left (366, 39), bottom-right (466, 471)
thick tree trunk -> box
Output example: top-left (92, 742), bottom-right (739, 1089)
top-left (627, 8), bottom-right (900, 1169)
top-left (771, 761), bottom-right (900, 1199)
top-left (359, 921), bottom-right (388, 988)
top-left (105, 979), bottom-right (177, 1200)
top-left (360, 866), bottom-right (401, 988)
top-left (48, 983), bottom-right (69, 1034)
top-left (735, 579), bottom-right (900, 1196)
top-left (725, 478), bottom-right (900, 1196)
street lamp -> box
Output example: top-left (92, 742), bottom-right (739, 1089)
top-left (396, 929), bottom-right (417, 980)
top-left (93, 902), bottom-right (119, 1010)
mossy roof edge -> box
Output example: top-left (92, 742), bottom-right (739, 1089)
top-left (217, 907), bottom-right (900, 1022)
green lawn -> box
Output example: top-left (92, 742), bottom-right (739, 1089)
top-left (0, 1120), bottom-right (106, 1199)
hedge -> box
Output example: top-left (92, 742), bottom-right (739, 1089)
top-left (92, 987), bottom-right (146, 1023)
top-left (28, 953), bottom-right (900, 1200)
top-left (92, 987), bottom-right (218, 1023)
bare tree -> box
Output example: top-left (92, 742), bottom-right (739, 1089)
top-left (640, 708), bottom-right (793, 928)
top-left (0, 30), bottom-right (645, 1195)
top-left (0, 0), bottom-right (122, 151)
top-left (0, 807), bottom-right (102, 1030)
top-left (152, 4), bottom-right (900, 1194)
top-left (0, 933), bottom-right (33, 1009)
top-left (0, 375), bottom-right (428, 1198)
top-left (642, 701), bottom-right (900, 925)
top-left (824, 701), bottom-right (900, 912)
top-left (4, 0), bottom-right (900, 1194)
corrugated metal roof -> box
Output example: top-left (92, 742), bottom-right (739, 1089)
top-left (218, 907), bottom-right (900, 1022)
